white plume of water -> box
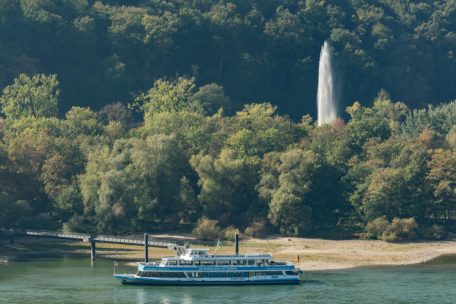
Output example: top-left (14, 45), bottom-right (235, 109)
top-left (317, 41), bottom-right (339, 126)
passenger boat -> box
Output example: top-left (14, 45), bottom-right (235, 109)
top-left (114, 246), bottom-right (302, 285)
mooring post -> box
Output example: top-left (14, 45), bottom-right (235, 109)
top-left (90, 238), bottom-right (96, 260)
top-left (235, 234), bottom-right (239, 256)
top-left (144, 233), bottom-right (149, 263)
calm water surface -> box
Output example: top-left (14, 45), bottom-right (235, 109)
top-left (0, 256), bottom-right (455, 304)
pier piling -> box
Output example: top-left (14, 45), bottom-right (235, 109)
top-left (235, 234), bottom-right (239, 255)
top-left (144, 233), bottom-right (149, 263)
top-left (90, 239), bottom-right (96, 260)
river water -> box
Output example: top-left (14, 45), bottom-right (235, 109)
top-left (1, 256), bottom-right (455, 304)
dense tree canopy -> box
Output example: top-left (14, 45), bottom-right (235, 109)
top-left (0, 70), bottom-right (455, 240)
top-left (1, 0), bottom-right (456, 118)
top-left (0, 74), bottom-right (59, 119)
top-left (2, 1), bottom-right (456, 240)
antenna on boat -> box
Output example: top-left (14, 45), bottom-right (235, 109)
top-left (113, 260), bottom-right (118, 275)
top-left (214, 239), bottom-right (221, 255)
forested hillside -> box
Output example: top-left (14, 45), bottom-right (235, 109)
top-left (1, 0), bottom-right (456, 117)
top-left (1, 74), bottom-right (456, 241)
top-left (1, 0), bottom-right (456, 241)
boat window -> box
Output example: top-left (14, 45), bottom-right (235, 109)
top-left (193, 261), bottom-right (201, 266)
top-left (167, 260), bottom-right (178, 266)
top-left (232, 260), bottom-right (245, 265)
top-left (179, 260), bottom-right (192, 266)
top-left (199, 272), bottom-right (244, 278)
top-left (146, 272), bottom-right (186, 278)
top-left (217, 260), bottom-right (231, 265)
top-left (247, 260), bottom-right (255, 265)
top-left (261, 271), bottom-right (282, 276)
top-left (201, 260), bottom-right (215, 266)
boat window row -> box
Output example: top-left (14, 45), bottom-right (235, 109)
top-left (187, 271), bottom-right (283, 278)
top-left (187, 272), bottom-right (249, 278)
top-left (161, 259), bottom-right (269, 266)
top-left (254, 271), bottom-right (283, 276)
top-left (190, 271), bottom-right (283, 278)
top-left (137, 271), bottom-right (186, 278)
top-left (137, 270), bottom-right (285, 278)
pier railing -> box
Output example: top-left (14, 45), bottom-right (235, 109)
top-left (1, 229), bottom-right (177, 249)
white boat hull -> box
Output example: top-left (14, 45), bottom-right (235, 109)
top-left (114, 274), bottom-right (301, 285)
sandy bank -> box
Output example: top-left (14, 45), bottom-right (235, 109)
top-left (106, 236), bottom-right (456, 271)
top-left (245, 237), bottom-right (456, 271)
top-left (2, 236), bottom-right (456, 271)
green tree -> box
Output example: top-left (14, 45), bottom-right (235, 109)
top-left (0, 74), bottom-right (59, 119)
top-left (225, 103), bottom-right (300, 157)
top-left (80, 135), bottom-right (187, 232)
top-left (192, 83), bottom-right (231, 115)
top-left (142, 110), bottom-right (213, 156)
top-left (427, 149), bottom-right (456, 222)
top-left (346, 96), bottom-right (408, 152)
top-left (191, 148), bottom-right (261, 227)
top-left (138, 77), bottom-right (202, 115)
top-left (264, 149), bottom-right (317, 236)
top-left (65, 106), bottom-right (100, 137)
top-left (347, 138), bottom-right (429, 223)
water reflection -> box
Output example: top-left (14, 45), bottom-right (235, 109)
top-left (136, 289), bottom-right (146, 304)
top-left (181, 294), bottom-right (193, 304)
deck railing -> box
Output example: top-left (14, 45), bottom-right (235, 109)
top-left (0, 229), bottom-right (176, 248)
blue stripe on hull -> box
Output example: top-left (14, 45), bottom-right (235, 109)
top-left (119, 279), bottom-right (300, 286)
top-left (139, 266), bottom-right (295, 271)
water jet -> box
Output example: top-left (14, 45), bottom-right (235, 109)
top-left (317, 41), bottom-right (339, 126)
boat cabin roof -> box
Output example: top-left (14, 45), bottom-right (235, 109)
top-left (161, 248), bottom-right (273, 262)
